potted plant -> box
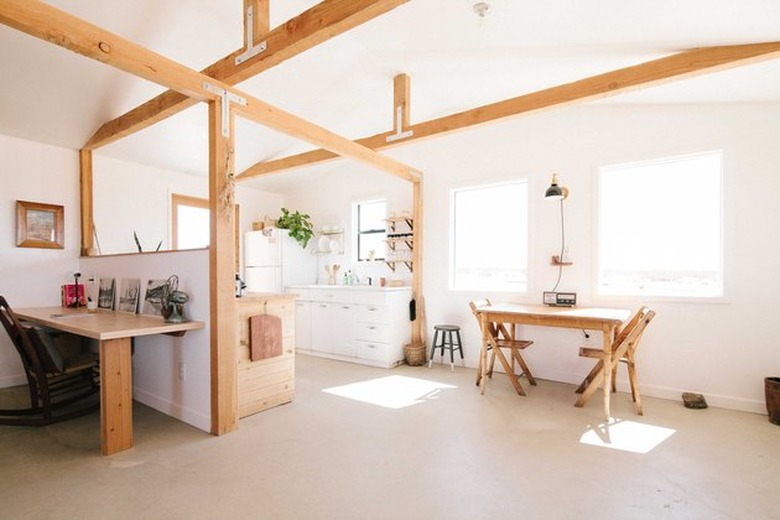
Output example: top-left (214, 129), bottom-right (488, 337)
top-left (276, 208), bottom-right (314, 248)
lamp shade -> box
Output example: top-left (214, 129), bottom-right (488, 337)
top-left (545, 174), bottom-right (567, 200)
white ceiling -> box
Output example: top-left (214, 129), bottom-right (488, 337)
top-left (1, 0), bottom-right (779, 192)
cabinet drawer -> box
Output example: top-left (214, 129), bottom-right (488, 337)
top-left (356, 322), bottom-right (389, 342)
top-left (356, 341), bottom-right (389, 362)
top-left (357, 304), bottom-right (389, 324)
top-left (352, 291), bottom-right (389, 305)
top-left (309, 289), bottom-right (354, 303)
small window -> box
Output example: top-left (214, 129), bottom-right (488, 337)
top-left (598, 151), bottom-right (723, 298)
top-left (172, 194), bottom-right (209, 250)
top-left (450, 180), bottom-right (529, 291)
top-left (356, 200), bottom-right (386, 261)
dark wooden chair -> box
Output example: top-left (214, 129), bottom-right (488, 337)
top-left (0, 296), bottom-right (99, 426)
top-left (469, 298), bottom-right (535, 395)
top-left (576, 306), bottom-right (655, 415)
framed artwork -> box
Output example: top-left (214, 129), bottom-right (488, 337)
top-left (16, 200), bottom-right (64, 249)
top-left (142, 279), bottom-right (168, 316)
top-left (98, 278), bottom-right (116, 310)
top-left (117, 278), bottom-right (141, 313)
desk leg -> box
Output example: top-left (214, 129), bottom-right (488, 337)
top-left (100, 338), bottom-right (133, 455)
top-left (601, 329), bottom-right (613, 421)
top-left (477, 314), bottom-right (488, 394)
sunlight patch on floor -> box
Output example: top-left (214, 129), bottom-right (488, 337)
top-left (579, 419), bottom-right (676, 454)
top-left (323, 375), bottom-right (457, 409)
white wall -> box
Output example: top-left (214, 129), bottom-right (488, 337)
top-left (284, 172), bottom-right (413, 286)
top-left (284, 102), bottom-right (780, 414)
top-left (0, 134), bottom-right (82, 386)
top-left (93, 155), bottom-right (284, 255)
top-left (80, 250), bottom-right (211, 431)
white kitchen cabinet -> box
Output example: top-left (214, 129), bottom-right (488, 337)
top-left (287, 285), bottom-right (412, 368)
top-left (294, 299), bottom-right (311, 350)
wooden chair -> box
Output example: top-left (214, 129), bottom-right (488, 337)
top-left (575, 306), bottom-right (655, 415)
top-left (0, 296), bottom-right (100, 426)
top-left (469, 299), bottom-right (535, 395)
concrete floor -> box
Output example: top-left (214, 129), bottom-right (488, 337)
top-left (1, 354), bottom-right (778, 519)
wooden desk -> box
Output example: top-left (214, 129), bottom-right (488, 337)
top-left (15, 306), bottom-right (204, 455)
top-left (473, 304), bottom-right (631, 420)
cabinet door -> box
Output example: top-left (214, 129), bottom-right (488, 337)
top-left (331, 304), bottom-right (356, 357)
top-left (294, 300), bottom-right (311, 350)
top-left (310, 302), bottom-right (334, 353)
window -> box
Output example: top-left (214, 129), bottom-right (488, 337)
top-left (598, 151), bottom-right (723, 298)
top-left (172, 194), bottom-right (210, 250)
top-left (450, 180), bottom-right (529, 291)
top-left (356, 200), bottom-right (386, 261)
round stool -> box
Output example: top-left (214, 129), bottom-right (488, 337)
top-left (428, 324), bottom-right (463, 371)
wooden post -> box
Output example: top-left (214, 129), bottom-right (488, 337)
top-left (244, 0), bottom-right (269, 48)
top-left (209, 99), bottom-right (239, 435)
top-left (393, 73), bottom-right (411, 133)
top-left (411, 178), bottom-right (423, 345)
top-left (79, 149), bottom-right (94, 256)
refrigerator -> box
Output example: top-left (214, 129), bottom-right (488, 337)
top-left (244, 229), bottom-right (316, 292)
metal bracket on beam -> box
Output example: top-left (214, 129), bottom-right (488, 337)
top-left (235, 5), bottom-right (267, 65)
top-left (386, 106), bottom-right (414, 143)
top-left (203, 82), bottom-right (247, 137)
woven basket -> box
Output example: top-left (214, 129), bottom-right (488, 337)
top-left (403, 343), bottom-right (427, 366)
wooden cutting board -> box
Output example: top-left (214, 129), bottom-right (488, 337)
top-left (249, 314), bottom-right (282, 362)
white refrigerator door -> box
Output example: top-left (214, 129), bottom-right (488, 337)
top-left (245, 230), bottom-right (281, 267)
top-left (245, 266), bottom-right (282, 293)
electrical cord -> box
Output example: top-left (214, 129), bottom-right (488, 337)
top-left (550, 198), bottom-right (565, 292)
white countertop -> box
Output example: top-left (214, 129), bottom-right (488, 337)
top-left (286, 284), bottom-right (410, 292)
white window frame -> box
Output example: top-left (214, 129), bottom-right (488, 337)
top-left (595, 150), bottom-right (724, 301)
top-left (449, 179), bottom-right (530, 293)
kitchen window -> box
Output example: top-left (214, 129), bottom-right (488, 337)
top-left (450, 180), bottom-right (529, 291)
top-left (597, 150), bottom-right (723, 298)
top-left (356, 200), bottom-right (386, 261)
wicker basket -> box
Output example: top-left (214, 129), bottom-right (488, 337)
top-left (403, 343), bottom-right (427, 366)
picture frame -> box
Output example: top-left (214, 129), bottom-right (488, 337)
top-left (117, 278), bottom-right (141, 314)
top-left (98, 278), bottom-right (116, 310)
top-left (16, 200), bottom-right (64, 249)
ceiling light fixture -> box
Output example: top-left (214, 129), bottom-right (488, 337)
top-left (473, 2), bottom-right (491, 19)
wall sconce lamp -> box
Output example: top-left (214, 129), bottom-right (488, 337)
top-left (545, 174), bottom-right (571, 293)
top-left (545, 173), bottom-right (569, 200)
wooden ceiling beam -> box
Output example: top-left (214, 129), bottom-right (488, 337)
top-left (235, 41), bottom-right (780, 181)
top-left (0, 0), bottom-right (420, 182)
top-left (81, 0), bottom-right (410, 150)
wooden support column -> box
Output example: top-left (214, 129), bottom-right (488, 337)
top-left (209, 100), bottom-right (238, 435)
top-left (79, 149), bottom-right (94, 256)
top-left (411, 178), bottom-right (423, 345)
top-left (393, 73), bottom-right (411, 132)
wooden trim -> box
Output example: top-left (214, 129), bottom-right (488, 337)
top-left (79, 149), bottom-right (94, 255)
top-left (209, 101), bottom-right (239, 435)
top-left (82, 0), bottom-right (410, 150)
top-left (235, 41), bottom-right (780, 180)
top-left (0, 0), bottom-right (419, 182)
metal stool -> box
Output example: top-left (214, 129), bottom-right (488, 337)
top-left (428, 324), bottom-right (463, 371)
